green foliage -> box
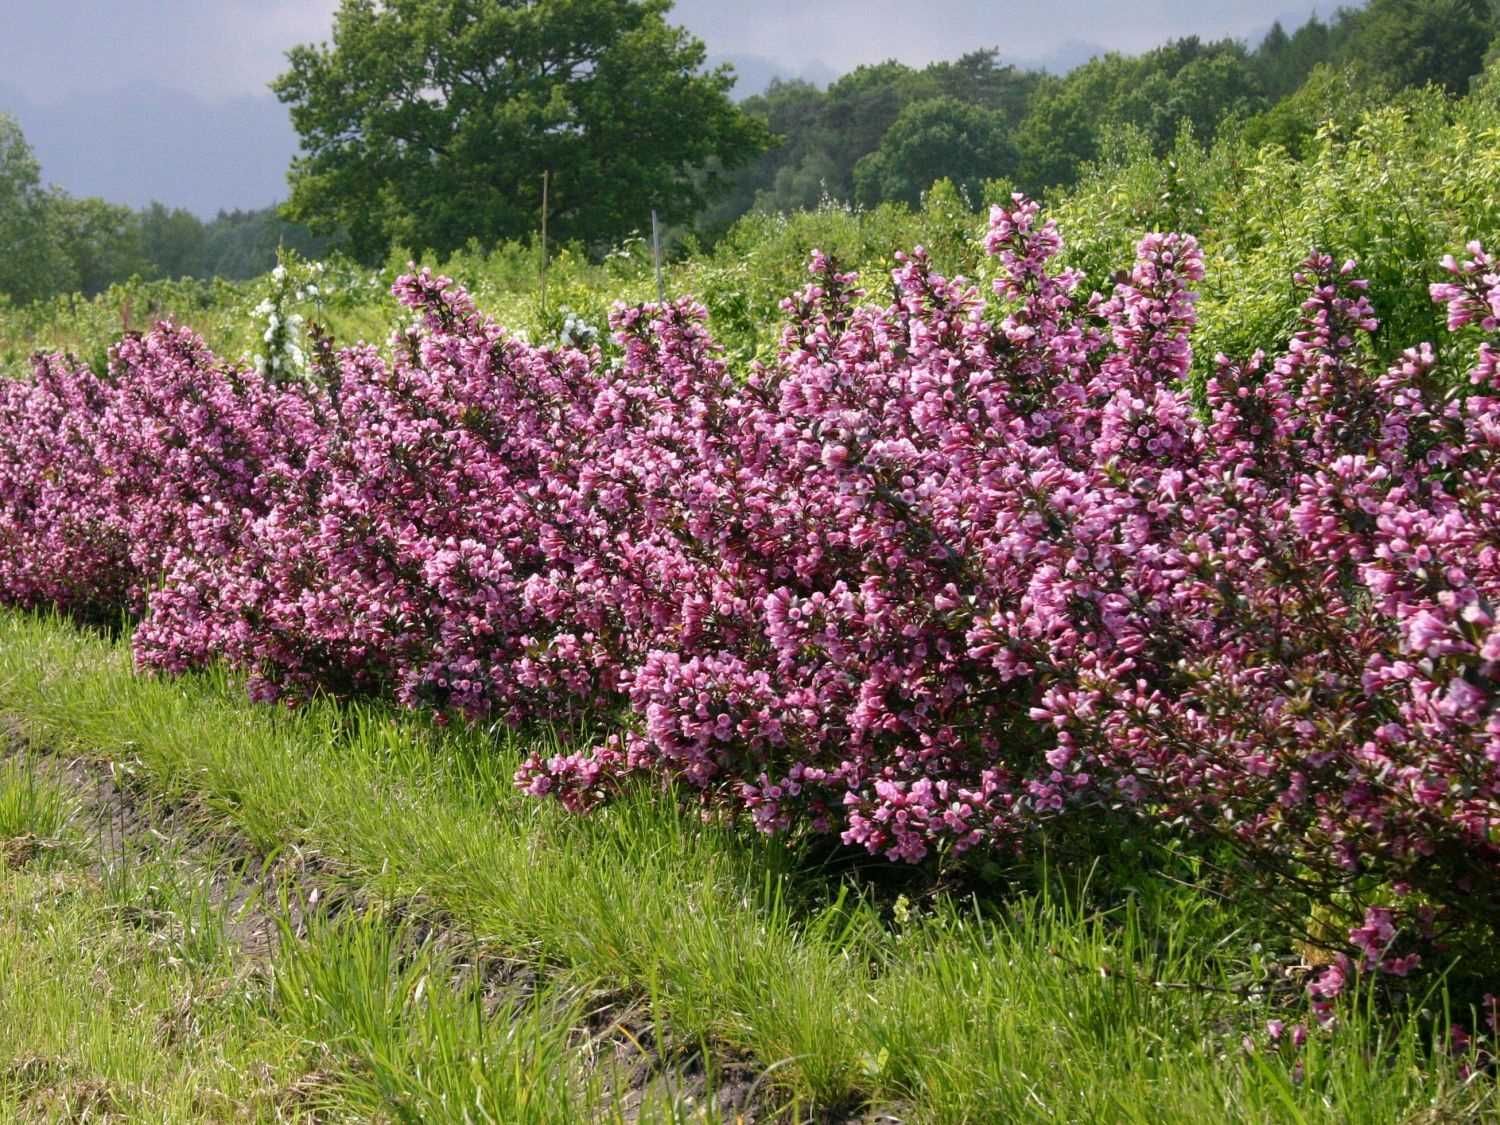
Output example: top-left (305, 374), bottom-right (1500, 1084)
top-left (1047, 123), bottom-right (1233, 287)
top-left (852, 96), bottom-right (1016, 208)
top-left (11, 51), bottom-right (1500, 408)
top-left (0, 183), bottom-right (998, 378)
top-left (0, 113), bottom-right (339, 307)
top-left (1253, 17), bottom-right (1344, 100)
top-left (166, 205), bottom-right (336, 283)
top-left (1237, 62), bottom-right (1393, 158)
top-left (1341, 0), bottom-right (1496, 94)
top-left (718, 3), bottom-right (1500, 220)
top-left (1013, 38), bottom-right (1266, 193)
top-left (0, 114), bottom-right (71, 304)
top-left (273, 0), bottom-right (769, 262)
top-left (1053, 79), bottom-right (1500, 386)
top-left (703, 77), bottom-right (837, 222)
top-left (677, 182), bottom-right (989, 363)
top-left (46, 194), bottom-right (151, 297)
top-left (926, 47), bottom-right (1040, 126)
top-left (10, 0), bottom-right (1498, 299)
top-left (139, 202), bottom-right (209, 281)
top-left (711, 50), bottom-right (1037, 225)
top-left (221, 208), bottom-right (335, 273)
top-left (0, 274), bottom-right (241, 377)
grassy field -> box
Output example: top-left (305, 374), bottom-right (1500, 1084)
top-left (0, 752), bottom-right (324, 1121)
top-left (0, 731), bottom-right (756, 1121)
top-left (0, 609), bottom-right (1493, 1123)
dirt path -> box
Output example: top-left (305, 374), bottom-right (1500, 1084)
top-left (4, 731), bottom-right (808, 1123)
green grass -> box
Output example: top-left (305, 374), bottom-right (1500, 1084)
top-left (0, 756), bottom-right (76, 869)
top-left (0, 609), bottom-right (1494, 1122)
top-left (273, 910), bottom-right (623, 1123)
top-left (0, 753), bottom-right (734, 1122)
top-left (0, 759), bottom-right (315, 1121)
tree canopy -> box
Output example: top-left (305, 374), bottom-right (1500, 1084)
top-left (0, 114), bottom-right (70, 303)
top-left (1013, 38), bottom-right (1267, 191)
top-left (6, 0), bottom-right (1500, 304)
top-left (272, 0), bottom-right (769, 260)
top-left (853, 96), bottom-right (1016, 207)
top-left (713, 3), bottom-right (1500, 218)
top-left (1343, 0), bottom-right (1495, 94)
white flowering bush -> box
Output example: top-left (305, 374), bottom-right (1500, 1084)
top-left (556, 305), bottom-right (600, 348)
top-left (250, 251), bottom-right (330, 384)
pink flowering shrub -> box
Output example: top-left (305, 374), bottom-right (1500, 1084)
top-left (0, 326), bottom-right (318, 623)
top-left (0, 354), bottom-right (124, 617)
top-left (136, 270), bottom-right (746, 717)
top-left (2, 198), bottom-right (1498, 985)
top-left (125, 328), bottom-right (328, 686)
top-left (1028, 245), bottom-right (1500, 975)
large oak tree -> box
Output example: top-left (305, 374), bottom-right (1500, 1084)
top-left (273, 0), bottom-right (768, 260)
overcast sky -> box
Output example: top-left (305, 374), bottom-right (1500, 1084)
top-left (2, 0), bottom-right (1349, 101)
top-left (0, 0), bottom-right (1347, 213)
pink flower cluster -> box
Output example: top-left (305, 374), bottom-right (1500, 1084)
top-left (0, 326), bottom-right (318, 623)
top-left (0, 353), bottom-right (127, 617)
top-left (3, 198), bottom-right (1499, 977)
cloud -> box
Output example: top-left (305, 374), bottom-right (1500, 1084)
top-left (0, 0), bottom-right (340, 103)
top-left (670, 0), bottom-right (1346, 73)
top-left (1, 79), bottom-right (297, 215)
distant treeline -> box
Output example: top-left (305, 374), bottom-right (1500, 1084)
top-left (2, 0), bottom-right (1497, 304)
top-left (0, 147), bottom-right (333, 302)
top-left (0, 123), bottom-right (334, 303)
top-left (709, 0), bottom-right (1498, 226)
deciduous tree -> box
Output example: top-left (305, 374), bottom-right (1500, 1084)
top-left (0, 114), bottom-right (71, 302)
top-left (853, 96), bottom-right (1016, 207)
top-left (273, 0), bottom-right (768, 260)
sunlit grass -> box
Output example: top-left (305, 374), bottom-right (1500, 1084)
top-left (0, 755), bottom-right (76, 870)
top-left (0, 751), bottom-right (727, 1122)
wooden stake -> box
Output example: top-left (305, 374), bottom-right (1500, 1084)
top-left (540, 169), bottom-right (550, 314)
top-left (651, 208), bottom-right (664, 304)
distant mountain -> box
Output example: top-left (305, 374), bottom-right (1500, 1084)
top-left (709, 53), bottom-right (841, 99)
top-left (1018, 39), bottom-right (1110, 74)
top-left (0, 81), bottom-right (297, 218)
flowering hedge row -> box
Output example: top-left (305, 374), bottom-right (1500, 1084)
top-left (3, 200), bottom-right (1498, 987)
